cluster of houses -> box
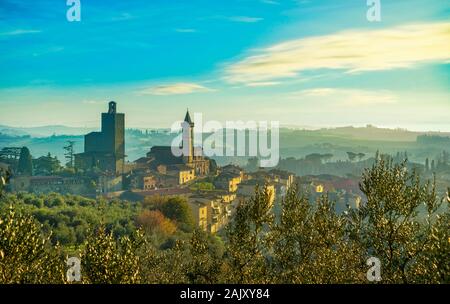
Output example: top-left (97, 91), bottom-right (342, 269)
top-left (120, 164), bottom-right (295, 233)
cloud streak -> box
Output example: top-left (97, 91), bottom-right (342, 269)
top-left (0, 29), bottom-right (41, 36)
top-left (110, 13), bottom-right (135, 22)
top-left (261, 0), bottom-right (279, 5)
top-left (82, 99), bottom-right (106, 105)
top-left (175, 28), bottom-right (197, 33)
top-left (245, 81), bottom-right (281, 87)
top-left (224, 22), bottom-right (450, 84)
top-left (289, 88), bottom-right (397, 106)
top-left (228, 16), bottom-right (263, 23)
top-left (137, 82), bottom-right (215, 95)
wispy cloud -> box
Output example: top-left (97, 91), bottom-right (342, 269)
top-left (32, 46), bottom-right (64, 57)
top-left (111, 13), bottom-right (135, 22)
top-left (245, 81), bottom-right (281, 87)
top-left (137, 82), bottom-right (215, 96)
top-left (224, 22), bottom-right (450, 84)
top-left (0, 29), bottom-right (41, 36)
top-left (175, 28), bottom-right (197, 33)
top-left (227, 16), bottom-right (263, 23)
top-left (289, 88), bottom-right (397, 106)
top-left (261, 0), bottom-right (279, 5)
top-left (82, 99), bottom-right (106, 105)
top-left (295, 88), bottom-right (336, 97)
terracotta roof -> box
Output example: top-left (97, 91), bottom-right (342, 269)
top-left (134, 187), bottom-right (191, 197)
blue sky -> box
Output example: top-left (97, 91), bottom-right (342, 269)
top-left (0, 0), bottom-right (449, 130)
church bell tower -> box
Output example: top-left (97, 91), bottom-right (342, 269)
top-left (182, 109), bottom-right (194, 163)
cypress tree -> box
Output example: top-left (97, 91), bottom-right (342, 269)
top-left (17, 147), bottom-right (32, 176)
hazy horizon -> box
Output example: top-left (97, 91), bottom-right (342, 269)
top-left (2, 120), bottom-right (450, 134)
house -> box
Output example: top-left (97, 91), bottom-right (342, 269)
top-left (237, 179), bottom-right (276, 207)
top-left (188, 194), bottom-right (233, 233)
top-left (166, 164), bottom-right (195, 185)
top-left (142, 175), bottom-right (156, 190)
top-left (128, 172), bottom-right (156, 190)
top-left (188, 200), bottom-right (209, 232)
top-left (214, 172), bottom-right (242, 192)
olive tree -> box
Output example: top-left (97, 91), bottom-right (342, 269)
top-left (0, 206), bottom-right (65, 283)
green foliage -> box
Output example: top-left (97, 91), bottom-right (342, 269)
top-left (33, 153), bottom-right (62, 175)
top-left (63, 141), bottom-right (75, 169)
top-left (144, 196), bottom-right (195, 232)
top-left (0, 206), bottom-right (65, 283)
top-left (0, 167), bottom-right (11, 197)
top-left (17, 147), bottom-right (33, 176)
top-left (270, 187), bottom-right (364, 283)
top-left (0, 192), bottom-right (140, 247)
top-left (224, 185), bottom-right (274, 283)
top-left (347, 155), bottom-right (448, 283)
top-left (418, 212), bottom-right (450, 283)
top-left (80, 226), bottom-right (144, 284)
top-left (140, 239), bottom-right (189, 284)
top-left (190, 181), bottom-right (215, 191)
top-left (135, 209), bottom-right (177, 236)
top-left (161, 197), bottom-right (195, 231)
top-left (184, 229), bottom-right (223, 284)
top-left (139, 231), bottom-right (225, 284)
top-left (0, 156), bottom-right (448, 284)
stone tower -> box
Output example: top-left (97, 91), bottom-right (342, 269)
top-left (76, 101), bottom-right (125, 175)
top-left (101, 101), bottom-right (125, 160)
top-left (182, 109), bottom-right (194, 164)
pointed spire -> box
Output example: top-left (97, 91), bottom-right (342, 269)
top-left (184, 108), bottom-right (193, 124)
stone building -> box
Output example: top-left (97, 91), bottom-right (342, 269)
top-left (75, 101), bottom-right (125, 175)
top-left (9, 175), bottom-right (95, 196)
top-left (133, 110), bottom-right (211, 187)
top-left (188, 200), bottom-right (209, 232)
top-left (188, 195), bottom-right (233, 233)
top-left (214, 172), bottom-right (242, 192)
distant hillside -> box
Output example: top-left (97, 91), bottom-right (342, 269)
top-left (317, 125), bottom-right (419, 142)
top-left (0, 125), bottom-right (95, 137)
top-left (2, 123), bottom-right (449, 140)
top-left (1, 125), bottom-right (450, 165)
top-left (278, 126), bottom-right (450, 163)
top-left (310, 125), bottom-right (450, 142)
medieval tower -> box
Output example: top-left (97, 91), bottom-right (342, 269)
top-left (182, 109), bottom-right (195, 164)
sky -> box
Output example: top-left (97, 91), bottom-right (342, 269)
top-left (0, 0), bottom-right (449, 131)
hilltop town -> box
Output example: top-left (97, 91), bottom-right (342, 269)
top-left (0, 101), bottom-right (297, 233)
top-left (1, 102), bottom-right (450, 234)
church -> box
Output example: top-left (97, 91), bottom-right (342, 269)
top-left (143, 109), bottom-right (211, 177)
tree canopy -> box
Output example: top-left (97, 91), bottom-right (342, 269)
top-left (0, 156), bottom-right (449, 284)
